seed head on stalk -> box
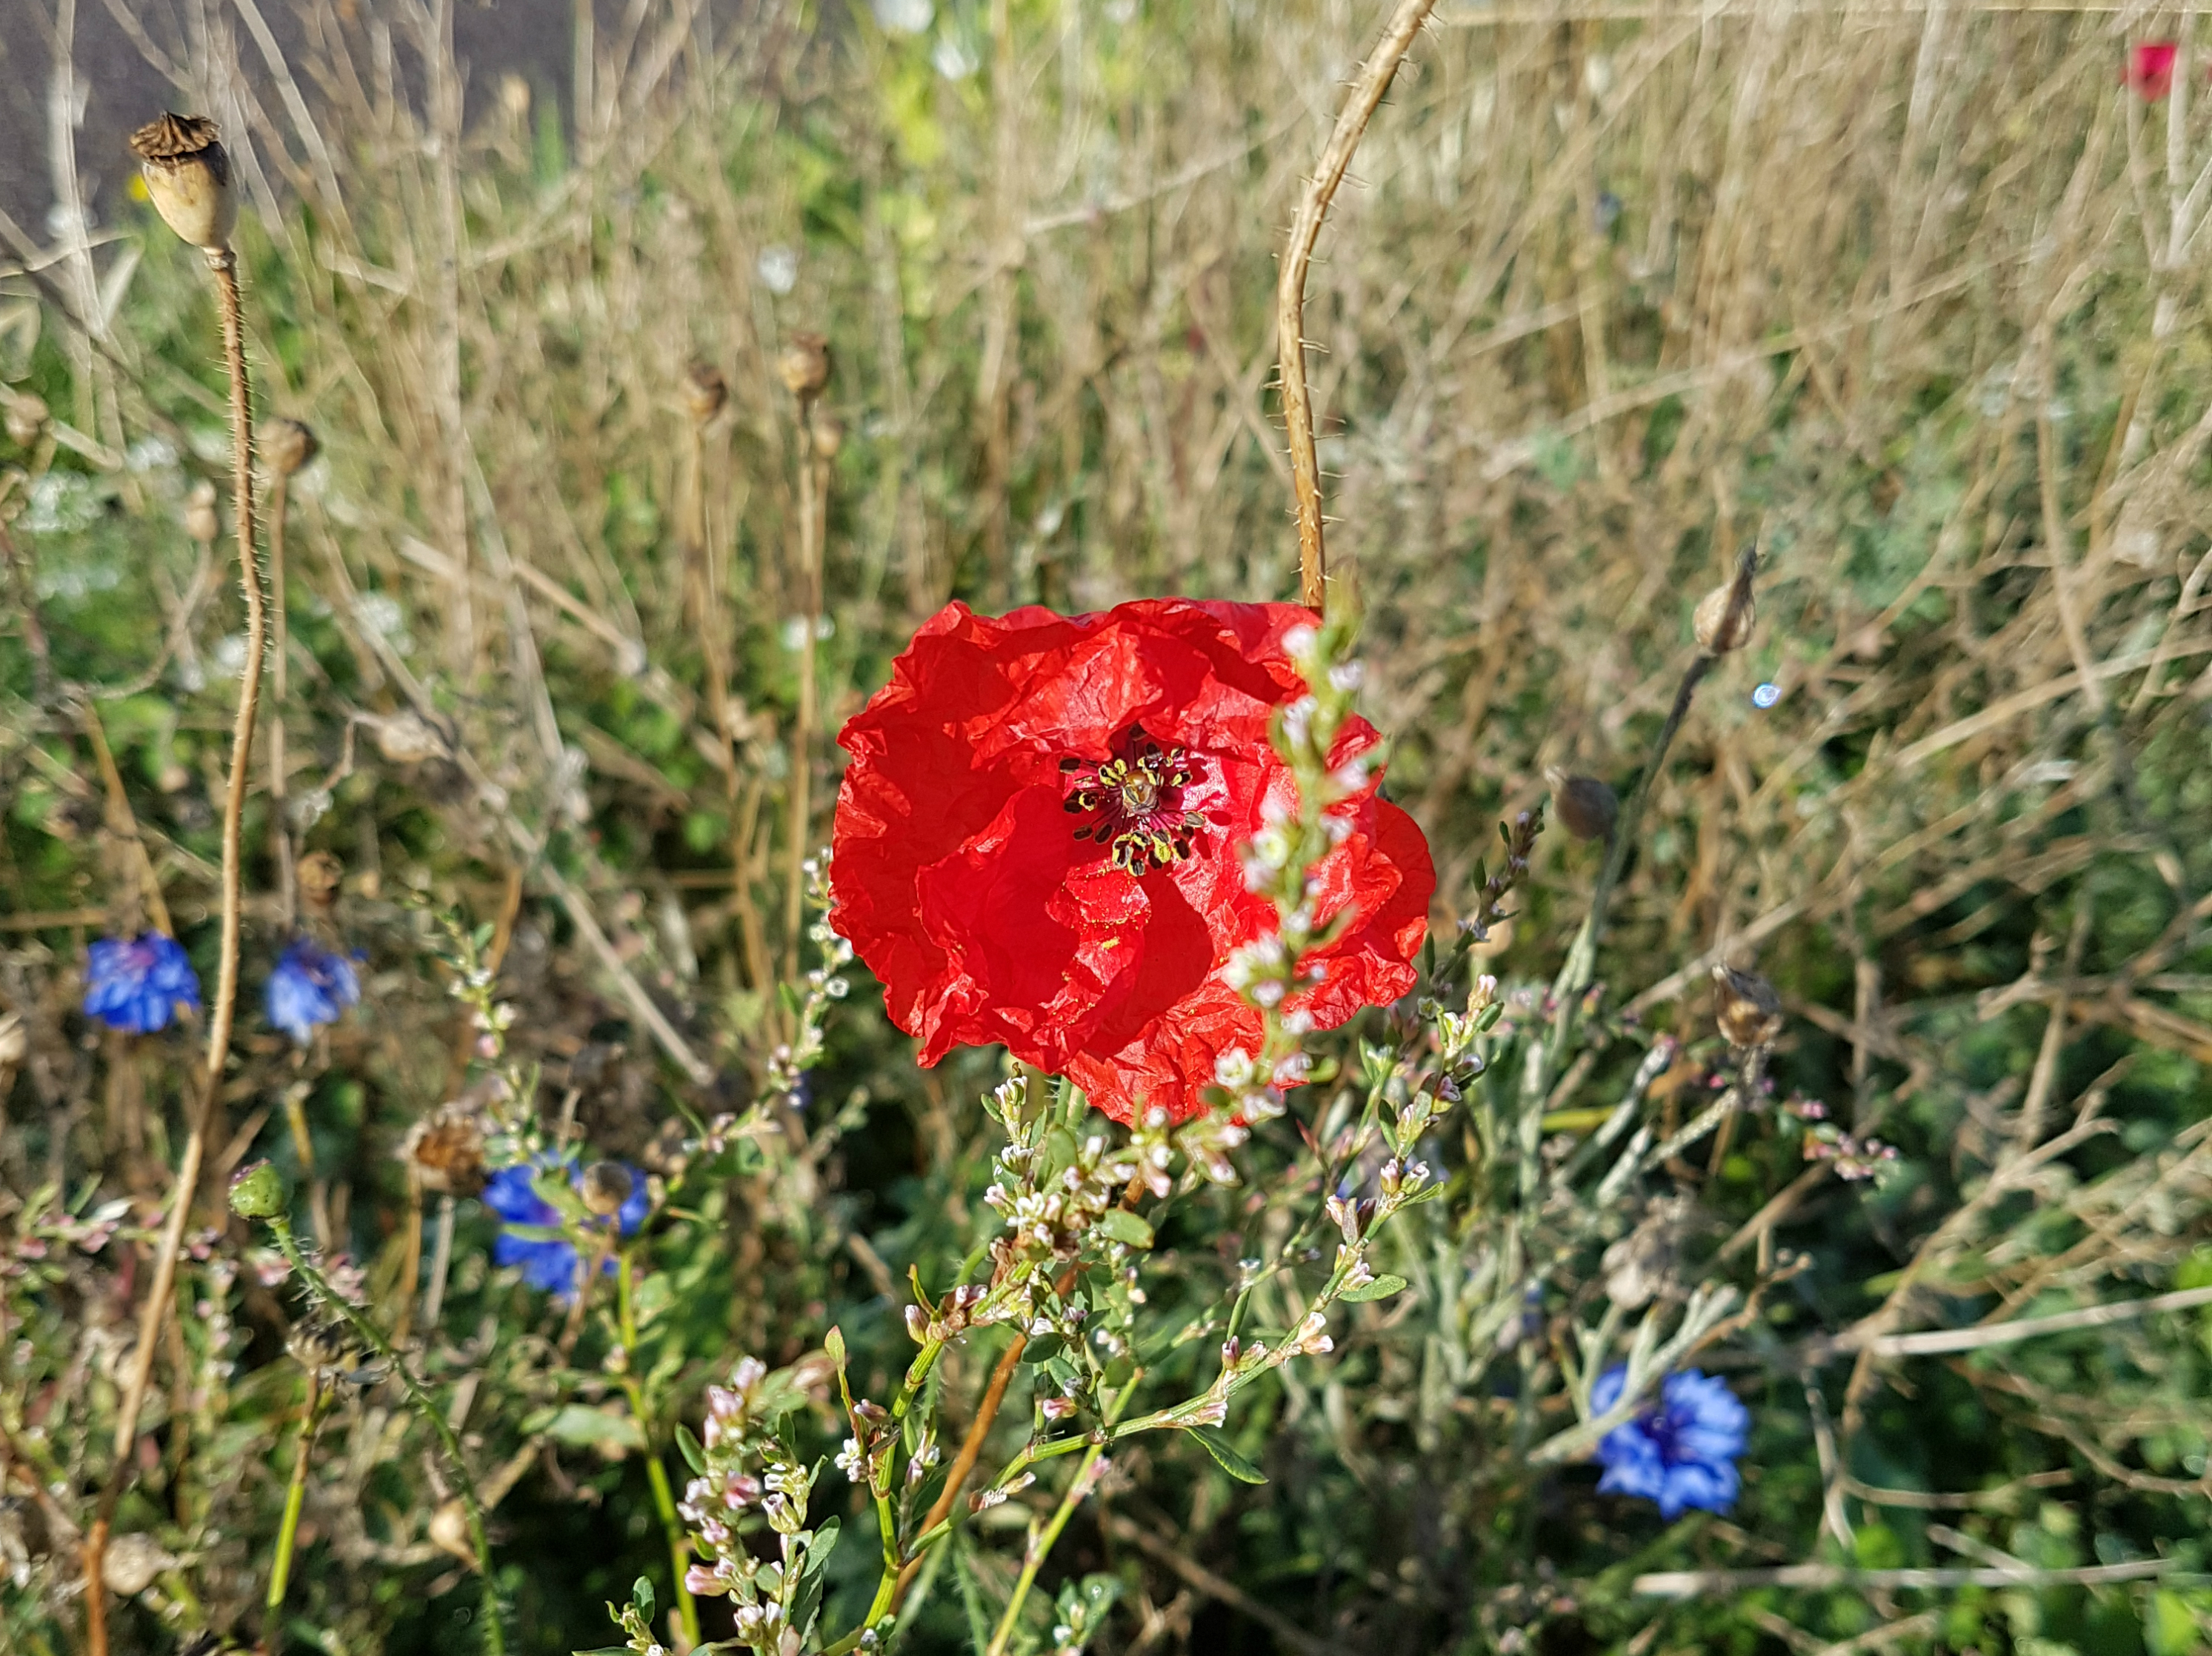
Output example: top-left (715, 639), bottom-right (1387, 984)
top-left (128, 113), bottom-right (236, 252)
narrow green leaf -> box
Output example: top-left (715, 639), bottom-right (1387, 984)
top-left (1341, 1274), bottom-right (1408, 1303)
top-left (674, 1423), bottom-right (707, 1475)
top-left (1186, 1426), bottom-right (1267, 1484)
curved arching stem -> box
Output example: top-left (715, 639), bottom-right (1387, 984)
top-left (1278, 0), bottom-right (1440, 614)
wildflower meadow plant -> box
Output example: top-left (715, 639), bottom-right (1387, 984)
top-left (81, 934), bottom-right (201, 1034)
top-left (1590, 1366), bottom-right (1751, 1520)
top-left (264, 938), bottom-right (362, 1043)
top-left (12, 10), bottom-right (2212, 1656)
top-left (829, 597), bottom-right (1432, 1123)
top-left (482, 1155), bottom-right (650, 1297)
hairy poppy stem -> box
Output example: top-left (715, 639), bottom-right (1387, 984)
top-left (265, 1370), bottom-right (325, 1623)
top-left (264, 1215), bottom-right (505, 1654)
top-left (1278, 0), bottom-right (1439, 615)
top-left (268, 469), bottom-right (294, 926)
top-left (785, 408), bottom-right (825, 978)
top-left (886, 1329), bottom-right (1026, 1613)
top-left (85, 243), bottom-right (264, 1656)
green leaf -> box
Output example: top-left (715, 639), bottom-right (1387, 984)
top-left (524, 1403), bottom-right (647, 1452)
top-left (498, 1223), bottom-right (569, 1244)
top-left (802, 1516), bottom-right (841, 1577)
top-left (674, 1423), bottom-right (706, 1475)
top-left (631, 1270), bottom-right (674, 1328)
top-left (790, 1518), bottom-right (839, 1637)
top-left (1095, 1209), bottom-right (1154, 1249)
top-left (631, 1576), bottom-right (655, 1620)
top-left (824, 1325), bottom-right (847, 1368)
top-left (2145, 1589), bottom-right (2200, 1656)
top-left (1341, 1274), bottom-right (1408, 1303)
top-left (1186, 1426), bottom-right (1267, 1484)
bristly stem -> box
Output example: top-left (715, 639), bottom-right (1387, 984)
top-left (268, 468), bottom-right (295, 925)
top-left (1278, 0), bottom-right (1439, 614)
top-left (784, 407), bottom-right (824, 975)
top-left (86, 243), bottom-right (265, 1656)
top-left (1516, 546), bottom-right (1759, 1166)
top-left (616, 1247), bottom-right (701, 1648)
top-left (887, 1329), bottom-right (1026, 1612)
top-left (264, 1215), bottom-right (505, 1655)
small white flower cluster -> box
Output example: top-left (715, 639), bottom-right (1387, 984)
top-left (1178, 1309), bottom-right (1340, 1430)
top-left (983, 1125), bottom-right (1139, 1269)
top-left (834, 1397), bottom-right (894, 1497)
top-left (762, 858), bottom-right (856, 1109)
top-left (1211, 617), bottom-right (1376, 1135)
top-left (1785, 1096), bottom-right (1901, 1181)
top-left (676, 1355), bottom-right (829, 1653)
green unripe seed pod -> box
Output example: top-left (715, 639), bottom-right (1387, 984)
top-left (229, 1159), bottom-right (289, 1220)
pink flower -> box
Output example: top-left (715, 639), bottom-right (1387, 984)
top-left (2128, 42), bottom-right (2179, 101)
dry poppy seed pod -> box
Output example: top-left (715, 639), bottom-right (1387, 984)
top-left (778, 331), bottom-right (830, 401)
top-left (267, 418), bottom-right (319, 478)
top-left (1545, 766), bottom-right (1618, 842)
top-left (1693, 561), bottom-right (1756, 655)
top-left (427, 1499), bottom-right (476, 1567)
top-left (128, 113), bottom-right (236, 252)
top-left (579, 1160), bottom-right (634, 1217)
top-left (296, 849), bottom-right (344, 909)
top-left (364, 709), bottom-right (447, 764)
top-left (810, 414), bottom-right (845, 461)
top-left (184, 479), bottom-right (220, 545)
top-left (101, 1532), bottom-right (177, 1597)
top-left (683, 361), bottom-right (727, 424)
top-left (1711, 964), bottom-right (1785, 1049)
top-left (4, 392), bottom-right (47, 449)
top-left (399, 1109), bottom-right (487, 1197)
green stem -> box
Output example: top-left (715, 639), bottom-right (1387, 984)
top-left (266, 1218), bottom-right (505, 1656)
top-left (264, 1372), bottom-right (326, 1622)
top-left (1514, 643), bottom-right (1720, 1209)
top-left (616, 1250), bottom-right (701, 1649)
top-left (983, 1378), bottom-right (1139, 1656)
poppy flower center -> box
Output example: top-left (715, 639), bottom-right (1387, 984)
top-left (1058, 731), bottom-right (1207, 877)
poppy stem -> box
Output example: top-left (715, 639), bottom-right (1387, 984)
top-left (267, 470), bottom-right (295, 927)
top-left (263, 1214), bottom-right (506, 1654)
top-left (85, 241), bottom-right (266, 1656)
top-left (615, 1249), bottom-right (702, 1648)
top-left (784, 403), bottom-right (824, 979)
top-left (885, 1327), bottom-right (1027, 1614)
top-left (264, 1369), bottom-right (327, 1623)
top-left (1278, 0), bottom-right (1439, 615)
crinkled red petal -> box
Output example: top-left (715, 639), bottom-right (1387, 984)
top-left (830, 598), bottom-right (1436, 1125)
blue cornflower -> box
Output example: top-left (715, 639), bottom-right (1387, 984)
top-left (83, 934), bottom-right (201, 1034)
top-left (265, 939), bottom-right (361, 1044)
top-left (482, 1155), bottom-right (648, 1298)
top-left (1590, 1366), bottom-right (1750, 1519)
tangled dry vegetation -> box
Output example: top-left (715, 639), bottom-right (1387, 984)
top-left (3, 0), bottom-right (2211, 1653)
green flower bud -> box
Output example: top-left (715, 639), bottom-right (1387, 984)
top-left (229, 1159), bottom-right (288, 1220)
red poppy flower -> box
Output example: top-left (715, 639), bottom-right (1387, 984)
top-left (2128, 41), bottom-right (2178, 100)
top-left (830, 598), bottom-right (1434, 1125)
